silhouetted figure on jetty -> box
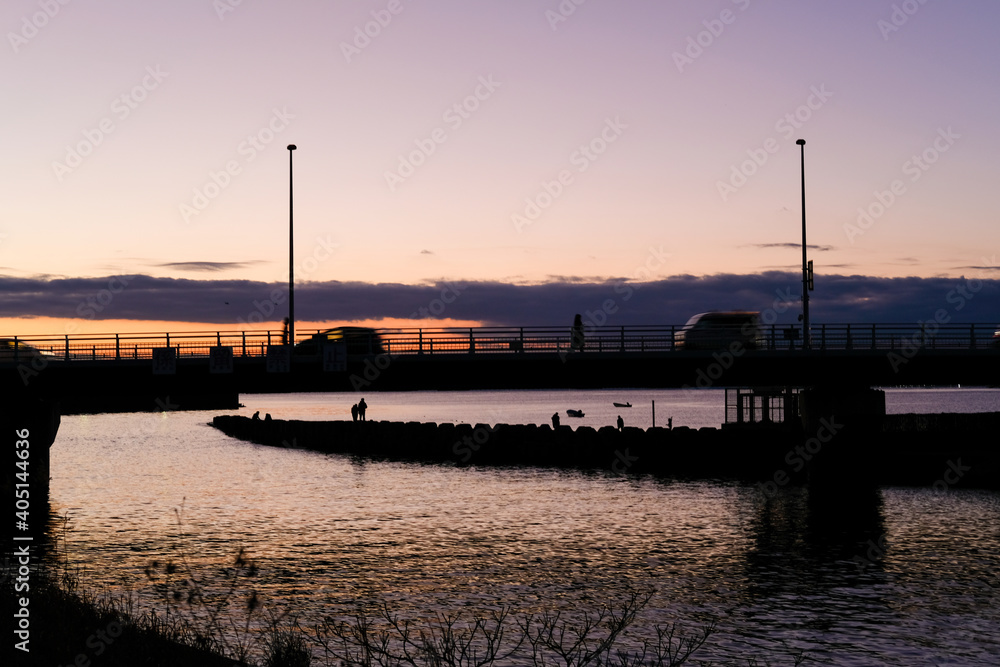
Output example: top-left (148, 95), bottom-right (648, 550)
top-left (617, 415), bottom-right (624, 431)
top-left (358, 398), bottom-right (367, 421)
top-left (264, 413), bottom-right (272, 422)
top-left (351, 404), bottom-right (358, 422)
top-left (552, 412), bottom-right (560, 428)
top-left (281, 317), bottom-right (290, 345)
top-left (668, 417), bottom-right (673, 430)
top-left (252, 411), bottom-right (260, 421)
top-left (571, 314), bottom-right (585, 351)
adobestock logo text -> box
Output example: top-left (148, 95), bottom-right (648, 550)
top-left (52, 66), bottom-right (168, 182)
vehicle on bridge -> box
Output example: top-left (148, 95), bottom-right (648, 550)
top-left (674, 311), bottom-right (765, 351)
top-left (294, 327), bottom-right (386, 356)
top-left (0, 338), bottom-right (56, 361)
top-left (994, 329), bottom-right (1000, 348)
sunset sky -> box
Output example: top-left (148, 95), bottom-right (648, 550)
top-left (3, 0), bottom-right (999, 334)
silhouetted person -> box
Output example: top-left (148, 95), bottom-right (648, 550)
top-left (264, 413), bottom-right (272, 422)
top-left (281, 317), bottom-right (290, 345)
top-left (667, 417), bottom-right (673, 430)
top-left (358, 398), bottom-right (367, 421)
top-left (552, 412), bottom-right (560, 428)
top-left (252, 411), bottom-right (260, 421)
top-left (351, 404), bottom-right (358, 422)
top-left (571, 314), bottom-right (585, 351)
top-left (617, 415), bottom-right (624, 431)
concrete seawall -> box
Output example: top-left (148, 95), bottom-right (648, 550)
top-left (212, 414), bottom-right (1000, 488)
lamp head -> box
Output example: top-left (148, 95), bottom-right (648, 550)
top-left (287, 144), bottom-right (297, 151)
top-left (795, 139), bottom-right (806, 146)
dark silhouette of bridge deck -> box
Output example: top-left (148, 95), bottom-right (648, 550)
top-left (3, 323), bottom-right (997, 515)
top-left (4, 322), bottom-right (997, 361)
top-left (2, 323), bottom-right (998, 413)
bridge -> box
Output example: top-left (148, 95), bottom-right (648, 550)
top-left (2, 323), bottom-right (998, 410)
top-left (2, 322), bottom-right (997, 512)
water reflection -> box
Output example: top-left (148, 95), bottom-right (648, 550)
top-left (732, 486), bottom-right (893, 663)
top-left (40, 393), bottom-right (1000, 665)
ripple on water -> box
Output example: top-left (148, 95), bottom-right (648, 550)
top-left (45, 391), bottom-right (1000, 665)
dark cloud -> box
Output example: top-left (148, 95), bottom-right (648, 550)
top-left (748, 243), bottom-right (834, 252)
top-left (0, 273), bottom-right (996, 327)
top-left (420, 250), bottom-right (434, 255)
top-left (156, 261), bottom-right (264, 272)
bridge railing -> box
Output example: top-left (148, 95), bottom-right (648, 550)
top-left (0, 330), bottom-right (289, 361)
top-left (0, 323), bottom-right (995, 363)
top-left (373, 325), bottom-right (681, 355)
top-left (803, 323), bottom-right (996, 351)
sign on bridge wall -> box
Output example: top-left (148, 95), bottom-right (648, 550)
top-left (152, 348), bottom-right (176, 375)
top-left (266, 345), bottom-right (291, 373)
top-left (323, 342), bottom-right (347, 372)
top-left (209, 346), bottom-right (234, 374)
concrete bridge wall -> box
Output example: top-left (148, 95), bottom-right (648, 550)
top-left (4, 348), bottom-right (996, 407)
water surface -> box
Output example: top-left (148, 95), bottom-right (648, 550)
top-left (48, 388), bottom-right (1000, 664)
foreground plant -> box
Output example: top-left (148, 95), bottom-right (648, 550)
top-left (312, 589), bottom-right (715, 667)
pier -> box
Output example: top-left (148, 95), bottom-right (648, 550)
top-left (211, 412), bottom-right (1000, 489)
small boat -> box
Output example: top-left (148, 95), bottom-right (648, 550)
top-left (566, 409), bottom-right (585, 418)
top-left (613, 402), bottom-right (632, 408)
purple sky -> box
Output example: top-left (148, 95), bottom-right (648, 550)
top-left (3, 0), bottom-right (999, 330)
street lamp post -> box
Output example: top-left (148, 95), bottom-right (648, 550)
top-left (287, 144), bottom-right (296, 346)
top-left (796, 139), bottom-right (809, 348)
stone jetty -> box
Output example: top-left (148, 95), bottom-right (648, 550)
top-left (211, 414), bottom-right (1000, 488)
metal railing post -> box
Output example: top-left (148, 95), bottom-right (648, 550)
top-left (64, 335), bottom-right (70, 361)
top-left (469, 328), bottom-right (474, 354)
top-left (620, 326), bottom-right (625, 352)
top-left (216, 331), bottom-right (221, 346)
top-left (115, 334), bottom-right (120, 360)
top-left (242, 331), bottom-right (247, 357)
top-left (971, 324), bottom-right (976, 349)
top-left (418, 329), bottom-right (423, 355)
top-left (519, 327), bottom-right (524, 352)
top-left (871, 324), bottom-right (876, 350)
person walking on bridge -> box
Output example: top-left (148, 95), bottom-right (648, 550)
top-left (571, 314), bottom-right (586, 352)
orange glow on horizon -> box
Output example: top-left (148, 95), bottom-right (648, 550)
top-left (0, 317), bottom-right (487, 339)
